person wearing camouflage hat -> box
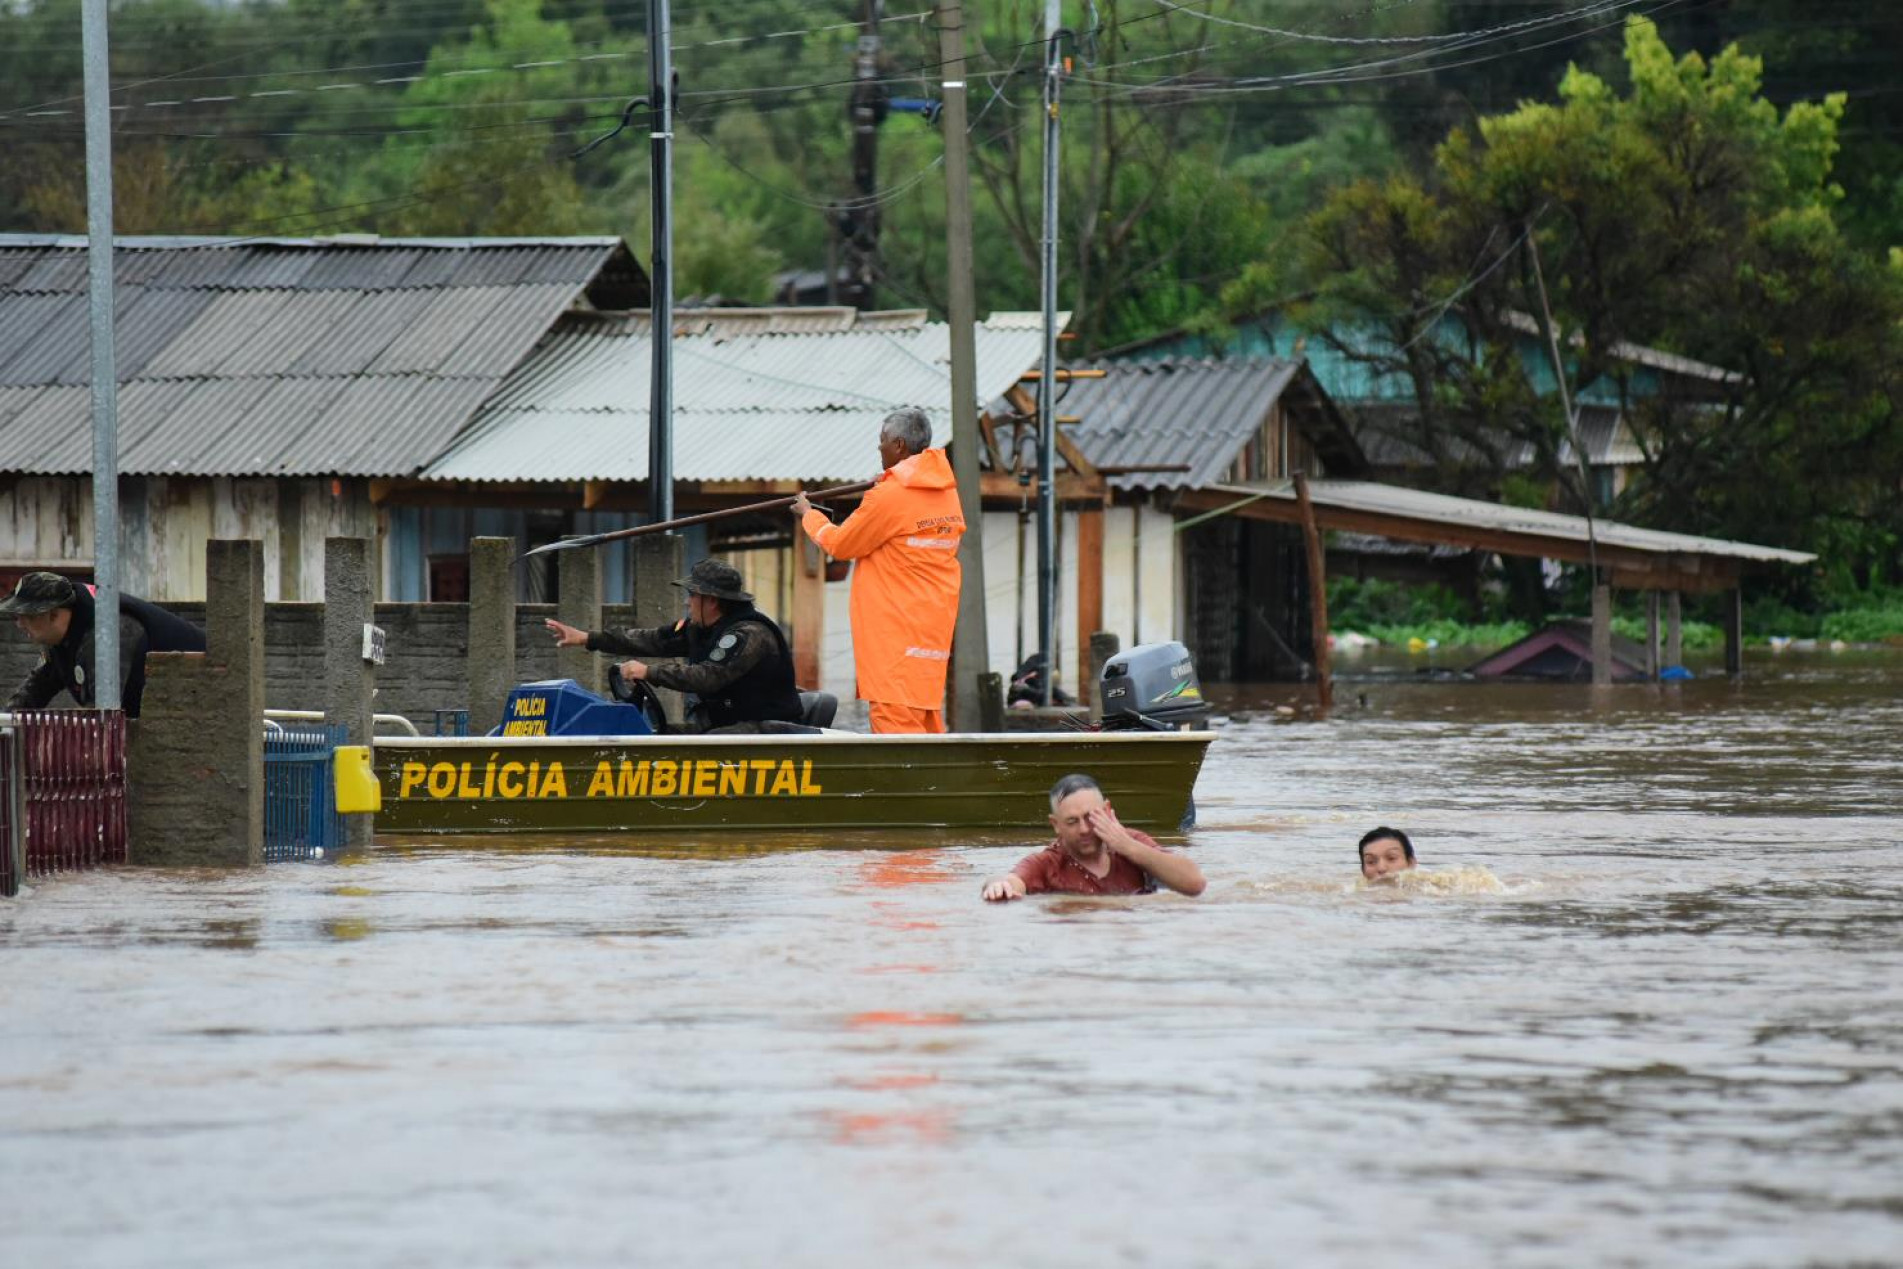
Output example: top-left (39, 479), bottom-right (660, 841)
top-left (544, 557), bottom-right (802, 733)
top-left (3, 571), bottom-right (207, 719)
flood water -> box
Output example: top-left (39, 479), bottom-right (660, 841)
top-left (4, 651), bottom-right (1901, 1267)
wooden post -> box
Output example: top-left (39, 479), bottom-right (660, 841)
top-left (1293, 474), bottom-right (1332, 716)
top-left (1724, 585), bottom-right (1743, 677)
top-left (791, 535), bottom-right (825, 688)
top-left (1076, 501), bottom-right (1105, 696)
top-left (1591, 578), bottom-right (1612, 686)
top-left (1644, 589), bottom-right (1660, 681)
top-left (1666, 590), bottom-right (1683, 669)
top-left (977, 670), bottom-right (1005, 732)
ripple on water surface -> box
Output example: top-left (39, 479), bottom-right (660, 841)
top-left (2, 655), bottom-right (1901, 1267)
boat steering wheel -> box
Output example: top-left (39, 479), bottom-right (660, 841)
top-left (608, 664), bottom-right (670, 733)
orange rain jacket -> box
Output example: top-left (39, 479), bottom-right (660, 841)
top-left (800, 447), bottom-right (965, 708)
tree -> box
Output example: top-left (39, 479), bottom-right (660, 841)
top-left (1289, 17), bottom-right (1903, 593)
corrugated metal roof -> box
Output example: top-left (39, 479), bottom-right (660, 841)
top-left (422, 311), bottom-right (1057, 484)
top-left (0, 235), bottom-right (638, 477)
top-left (999, 357), bottom-right (1305, 491)
top-left (1212, 478), bottom-right (1815, 565)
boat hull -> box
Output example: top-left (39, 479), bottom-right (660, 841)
top-left (372, 731), bottom-right (1213, 835)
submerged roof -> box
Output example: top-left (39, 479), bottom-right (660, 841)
top-left (422, 310), bottom-right (1056, 484)
top-left (0, 235), bottom-right (644, 478)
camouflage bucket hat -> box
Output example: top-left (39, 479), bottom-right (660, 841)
top-left (672, 558), bottom-right (752, 604)
top-left (0, 571), bottom-right (79, 617)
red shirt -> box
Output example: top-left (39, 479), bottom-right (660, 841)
top-left (1009, 831), bottom-right (1167, 896)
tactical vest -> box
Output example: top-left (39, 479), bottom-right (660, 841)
top-left (685, 605), bottom-right (802, 729)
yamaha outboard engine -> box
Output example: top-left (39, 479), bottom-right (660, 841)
top-left (1099, 641), bottom-right (1209, 731)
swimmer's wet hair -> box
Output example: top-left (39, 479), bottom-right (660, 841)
top-left (1358, 826), bottom-right (1414, 863)
top-left (1049, 772), bottom-right (1102, 810)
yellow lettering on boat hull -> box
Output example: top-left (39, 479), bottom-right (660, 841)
top-left (394, 755), bottom-right (824, 800)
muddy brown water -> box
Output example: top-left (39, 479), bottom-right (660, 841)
top-left (3, 651), bottom-right (1900, 1267)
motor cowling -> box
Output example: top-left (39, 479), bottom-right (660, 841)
top-left (1099, 641), bottom-right (1209, 731)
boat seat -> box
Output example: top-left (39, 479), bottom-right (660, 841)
top-left (799, 691), bottom-right (838, 728)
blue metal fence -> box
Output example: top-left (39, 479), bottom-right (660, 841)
top-left (264, 724), bottom-right (346, 862)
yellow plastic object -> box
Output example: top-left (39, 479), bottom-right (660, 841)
top-left (333, 745), bottom-right (383, 814)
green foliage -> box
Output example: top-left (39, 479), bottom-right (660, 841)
top-left (1292, 16), bottom-right (1903, 600)
top-left (1359, 619), bottom-right (1529, 651)
top-left (1327, 576), bottom-right (1470, 630)
top-left (1819, 599), bottom-right (1903, 644)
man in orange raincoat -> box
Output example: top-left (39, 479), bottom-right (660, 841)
top-left (790, 408), bottom-right (964, 734)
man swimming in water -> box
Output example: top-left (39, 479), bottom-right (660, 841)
top-left (1358, 827), bottom-right (1416, 881)
top-left (981, 773), bottom-right (1206, 901)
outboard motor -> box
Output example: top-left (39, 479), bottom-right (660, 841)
top-left (1099, 641), bottom-right (1209, 731)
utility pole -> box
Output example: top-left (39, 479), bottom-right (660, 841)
top-left (646, 0), bottom-right (675, 524)
top-left (82, 0), bottom-right (120, 710)
top-left (840, 0), bottom-right (887, 309)
top-left (1035, 0), bottom-right (1065, 705)
top-left (938, 0), bottom-right (989, 730)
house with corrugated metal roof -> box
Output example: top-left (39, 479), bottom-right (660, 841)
top-left (0, 233), bottom-right (646, 602)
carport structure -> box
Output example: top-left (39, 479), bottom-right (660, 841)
top-left (1178, 477), bottom-right (1816, 686)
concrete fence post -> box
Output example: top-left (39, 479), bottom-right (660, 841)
top-left (632, 535), bottom-right (685, 724)
top-left (128, 538), bottom-right (263, 867)
top-left (325, 536), bottom-right (376, 850)
top-left (557, 546), bottom-right (602, 689)
top-left (1086, 630), bottom-right (1120, 721)
top-left (468, 537), bottom-right (517, 737)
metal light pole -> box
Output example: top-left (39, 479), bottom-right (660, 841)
top-left (82, 0), bottom-right (120, 710)
top-left (1035, 0), bottom-right (1064, 705)
top-left (646, 0), bottom-right (674, 525)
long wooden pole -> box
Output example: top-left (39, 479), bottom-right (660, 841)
top-left (1294, 473), bottom-right (1332, 717)
top-left (519, 480), bottom-right (875, 559)
top-left (939, 0), bottom-right (989, 731)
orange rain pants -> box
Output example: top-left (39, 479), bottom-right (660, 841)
top-left (868, 702), bottom-right (946, 735)
top-left (800, 447), bottom-right (964, 732)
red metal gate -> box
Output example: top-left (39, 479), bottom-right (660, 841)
top-left (0, 711), bottom-right (127, 896)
